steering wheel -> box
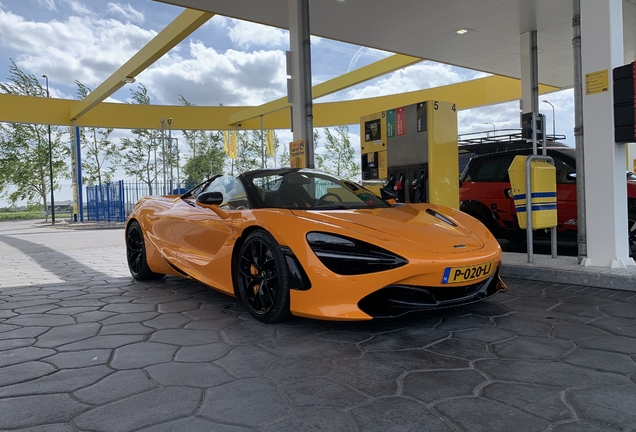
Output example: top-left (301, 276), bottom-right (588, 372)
top-left (315, 192), bottom-right (343, 206)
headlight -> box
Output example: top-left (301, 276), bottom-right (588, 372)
top-left (306, 232), bottom-right (407, 275)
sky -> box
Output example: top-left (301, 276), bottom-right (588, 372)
top-left (0, 0), bottom-right (575, 206)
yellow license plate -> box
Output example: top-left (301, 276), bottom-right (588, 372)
top-left (442, 261), bottom-right (494, 284)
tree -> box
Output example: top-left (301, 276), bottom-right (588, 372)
top-left (179, 96), bottom-right (226, 185)
top-left (278, 137), bottom-right (290, 168)
top-left (315, 125), bottom-right (360, 181)
top-left (235, 130), bottom-right (264, 173)
top-left (75, 81), bottom-right (117, 187)
top-left (119, 84), bottom-right (161, 194)
top-left (265, 130), bottom-right (280, 168)
top-left (0, 60), bottom-right (69, 209)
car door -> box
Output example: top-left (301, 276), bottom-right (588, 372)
top-left (168, 176), bottom-right (246, 282)
top-left (462, 153), bottom-right (518, 230)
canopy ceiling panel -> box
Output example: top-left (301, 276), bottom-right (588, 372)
top-left (157, 0), bottom-right (636, 89)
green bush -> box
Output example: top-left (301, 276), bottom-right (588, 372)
top-left (0, 211), bottom-right (42, 220)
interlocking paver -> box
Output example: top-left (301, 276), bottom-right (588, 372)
top-left (214, 345), bottom-right (279, 378)
top-left (174, 343), bottom-right (233, 362)
top-left (329, 358), bottom-right (402, 396)
top-left (110, 342), bottom-right (177, 369)
top-left (0, 365), bottom-right (112, 398)
top-left (73, 386), bottom-right (203, 432)
top-left (481, 382), bottom-right (573, 422)
top-left (35, 322), bottom-right (101, 348)
top-left (137, 416), bottom-right (252, 432)
top-left (199, 378), bottom-right (290, 427)
top-left (0, 361), bottom-right (56, 387)
top-left (563, 348), bottom-right (636, 374)
top-left (490, 336), bottom-right (575, 360)
top-left (73, 370), bottom-right (158, 405)
top-left (351, 398), bottom-right (452, 432)
top-left (259, 406), bottom-right (356, 432)
top-left (403, 370), bottom-right (486, 403)
top-left (0, 219), bottom-right (635, 431)
top-left (434, 397), bottom-right (551, 432)
top-left (45, 349), bottom-right (112, 368)
top-left (567, 385), bottom-right (636, 429)
top-left (0, 346), bottom-right (55, 367)
top-left (365, 348), bottom-right (469, 371)
top-left (146, 361), bottom-right (233, 387)
top-left (0, 394), bottom-right (88, 429)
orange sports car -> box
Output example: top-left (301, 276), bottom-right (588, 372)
top-left (125, 168), bottom-right (506, 322)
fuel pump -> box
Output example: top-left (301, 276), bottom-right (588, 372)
top-left (360, 101), bottom-right (459, 209)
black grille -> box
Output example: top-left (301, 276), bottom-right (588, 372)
top-left (358, 269), bottom-right (503, 318)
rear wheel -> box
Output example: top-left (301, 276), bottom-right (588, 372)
top-left (237, 230), bottom-right (291, 323)
top-left (629, 212), bottom-right (636, 257)
top-left (126, 220), bottom-right (164, 280)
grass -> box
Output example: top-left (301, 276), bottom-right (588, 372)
top-left (0, 211), bottom-right (76, 221)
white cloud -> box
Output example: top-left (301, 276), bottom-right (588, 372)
top-left (63, 0), bottom-right (92, 15)
top-left (34, 0), bottom-right (56, 11)
top-left (0, 9), bottom-right (156, 87)
top-left (321, 61), bottom-right (482, 102)
top-left (346, 47), bottom-right (389, 72)
top-left (106, 2), bottom-right (144, 24)
top-left (213, 16), bottom-right (287, 50)
top-left (138, 41), bottom-right (287, 106)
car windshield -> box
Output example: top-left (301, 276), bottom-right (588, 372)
top-left (245, 170), bottom-right (390, 210)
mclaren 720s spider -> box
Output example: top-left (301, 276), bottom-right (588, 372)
top-left (125, 168), bottom-right (506, 322)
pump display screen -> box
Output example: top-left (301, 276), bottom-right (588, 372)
top-left (364, 119), bottom-right (381, 142)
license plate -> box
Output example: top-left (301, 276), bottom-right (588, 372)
top-left (442, 261), bottom-right (494, 284)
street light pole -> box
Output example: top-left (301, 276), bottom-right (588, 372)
top-left (42, 75), bottom-right (55, 225)
top-left (542, 100), bottom-right (556, 138)
top-left (483, 122), bottom-right (496, 137)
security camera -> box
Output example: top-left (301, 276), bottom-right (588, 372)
top-left (237, 123), bottom-right (242, 127)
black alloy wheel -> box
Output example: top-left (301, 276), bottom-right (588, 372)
top-left (126, 220), bottom-right (164, 280)
top-left (237, 230), bottom-right (291, 323)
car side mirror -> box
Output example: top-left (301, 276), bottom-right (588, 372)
top-left (197, 191), bottom-right (223, 206)
top-left (566, 172), bottom-right (577, 180)
top-left (196, 191), bottom-right (229, 219)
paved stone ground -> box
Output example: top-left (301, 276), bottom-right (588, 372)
top-left (1, 220), bottom-right (636, 431)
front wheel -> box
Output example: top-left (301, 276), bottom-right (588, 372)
top-left (629, 212), bottom-right (636, 257)
top-left (237, 230), bottom-right (291, 323)
top-left (126, 220), bottom-right (164, 280)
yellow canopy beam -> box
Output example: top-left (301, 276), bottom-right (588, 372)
top-left (313, 75), bottom-right (561, 127)
top-left (0, 76), bottom-right (560, 130)
top-left (227, 53), bottom-right (422, 125)
top-left (69, 8), bottom-right (214, 121)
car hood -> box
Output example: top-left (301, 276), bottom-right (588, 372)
top-left (291, 205), bottom-right (484, 253)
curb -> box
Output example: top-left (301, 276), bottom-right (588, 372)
top-left (501, 252), bottom-right (636, 291)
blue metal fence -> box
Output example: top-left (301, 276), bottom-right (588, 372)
top-left (86, 180), bottom-right (197, 222)
top-left (86, 181), bottom-right (126, 222)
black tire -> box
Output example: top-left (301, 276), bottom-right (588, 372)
top-left (629, 212), bottom-right (636, 257)
top-left (237, 230), bottom-right (291, 323)
top-left (126, 220), bottom-right (164, 281)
